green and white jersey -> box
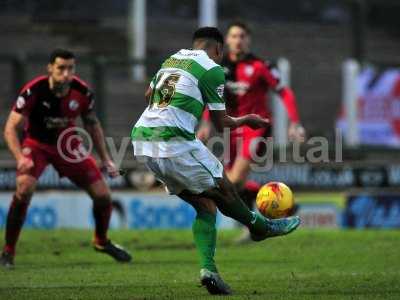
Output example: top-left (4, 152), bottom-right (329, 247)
top-left (131, 49), bottom-right (226, 157)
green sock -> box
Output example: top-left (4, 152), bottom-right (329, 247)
top-left (192, 212), bottom-right (218, 273)
top-left (249, 211), bottom-right (270, 236)
top-left (220, 200), bottom-right (268, 236)
top-left (213, 192), bottom-right (268, 236)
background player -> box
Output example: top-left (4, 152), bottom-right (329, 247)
top-left (131, 27), bottom-right (300, 295)
top-left (198, 22), bottom-right (305, 241)
top-left (0, 49), bottom-right (131, 268)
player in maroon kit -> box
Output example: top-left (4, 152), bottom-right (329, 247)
top-left (198, 22), bottom-right (305, 242)
top-left (0, 49), bottom-right (131, 267)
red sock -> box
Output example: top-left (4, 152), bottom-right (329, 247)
top-left (3, 195), bottom-right (30, 256)
top-left (92, 201), bottom-right (112, 245)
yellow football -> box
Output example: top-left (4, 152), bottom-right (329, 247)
top-left (256, 182), bottom-right (294, 219)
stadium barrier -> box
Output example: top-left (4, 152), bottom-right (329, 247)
top-left (1, 160), bottom-right (400, 229)
top-left (0, 191), bottom-right (236, 230)
top-left (1, 162), bottom-right (400, 191)
top-left (0, 191), bottom-right (345, 230)
top-left (1, 187), bottom-right (398, 229)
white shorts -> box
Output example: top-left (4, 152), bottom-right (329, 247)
top-left (143, 145), bottom-right (223, 195)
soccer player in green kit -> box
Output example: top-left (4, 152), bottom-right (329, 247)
top-left (131, 27), bottom-right (300, 295)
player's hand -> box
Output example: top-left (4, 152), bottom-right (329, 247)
top-left (288, 122), bottom-right (306, 142)
top-left (17, 156), bottom-right (34, 173)
top-left (244, 114), bottom-right (270, 129)
top-left (197, 121), bottom-right (211, 142)
top-left (102, 159), bottom-right (119, 178)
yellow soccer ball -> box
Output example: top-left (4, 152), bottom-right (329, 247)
top-left (256, 182), bottom-right (294, 219)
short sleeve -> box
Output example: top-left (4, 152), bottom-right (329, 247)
top-left (149, 74), bottom-right (157, 89)
top-left (81, 90), bottom-right (95, 116)
top-left (199, 66), bottom-right (226, 110)
top-left (12, 88), bottom-right (35, 115)
top-left (259, 61), bottom-right (282, 91)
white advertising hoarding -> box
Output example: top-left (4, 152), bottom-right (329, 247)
top-left (0, 192), bottom-right (343, 230)
top-left (0, 191), bottom-right (236, 229)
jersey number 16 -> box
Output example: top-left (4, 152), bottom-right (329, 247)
top-left (151, 72), bottom-right (181, 108)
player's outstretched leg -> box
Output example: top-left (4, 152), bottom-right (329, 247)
top-left (202, 174), bottom-right (300, 242)
top-left (235, 186), bottom-right (258, 244)
top-left (179, 192), bottom-right (232, 295)
top-left (1, 175), bottom-right (35, 269)
top-left (85, 180), bottom-right (132, 263)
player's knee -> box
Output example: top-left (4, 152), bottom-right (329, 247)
top-left (214, 177), bottom-right (240, 204)
top-left (216, 176), bottom-right (234, 193)
top-left (91, 188), bottom-right (112, 204)
top-left (197, 198), bottom-right (217, 215)
top-left (92, 192), bottom-right (111, 204)
top-left (15, 179), bottom-right (35, 202)
top-left (87, 180), bottom-right (112, 203)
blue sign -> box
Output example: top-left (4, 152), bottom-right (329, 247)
top-left (0, 205), bottom-right (57, 229)
top-left (129, 199), bottom-right (196, 228)
top-left (344, 195), bottom-right (400, 228)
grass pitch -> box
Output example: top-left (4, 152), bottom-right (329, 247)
top-left (0, 229), bottom-right (399, 299)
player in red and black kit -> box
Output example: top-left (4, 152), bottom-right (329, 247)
top-left (198, 22), bottom-right (305, 242)
top-left (0, 49), bottom-right (131, 267)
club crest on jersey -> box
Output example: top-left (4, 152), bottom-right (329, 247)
top-left (69, 100), bottom-right (79, 111)
top-left (16, 96), bottom-right (25, 109)
top-left (244, 65), bottom-right (254, 77)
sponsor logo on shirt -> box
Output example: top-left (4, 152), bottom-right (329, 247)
top-left (44, 117), bottom-right (70, 129)
top-left (216, 84), bottom-right (224, 98)
top-left (226, 81), bottom-right (250, 96)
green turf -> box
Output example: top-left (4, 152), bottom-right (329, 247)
top-left (295, 192), bottom-right (346, 207)
top-left (0, 229), bottom-right (399, 299)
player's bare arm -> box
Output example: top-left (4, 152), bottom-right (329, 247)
top-left (81, 110), bottom-right (118, 177)
top-left (197, 119), bottom-right (211, 142)
top-left (3, 111), bottom-right (33, 173)
top-left (209, 109), bottom-right (270, 132)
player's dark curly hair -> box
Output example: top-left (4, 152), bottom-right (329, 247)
top-left (227, 21), bottom-right (251, 35)
top-left (49, 49), bottom-right (75, 64)
top-left (192, 27), bottom-right (224, 45)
